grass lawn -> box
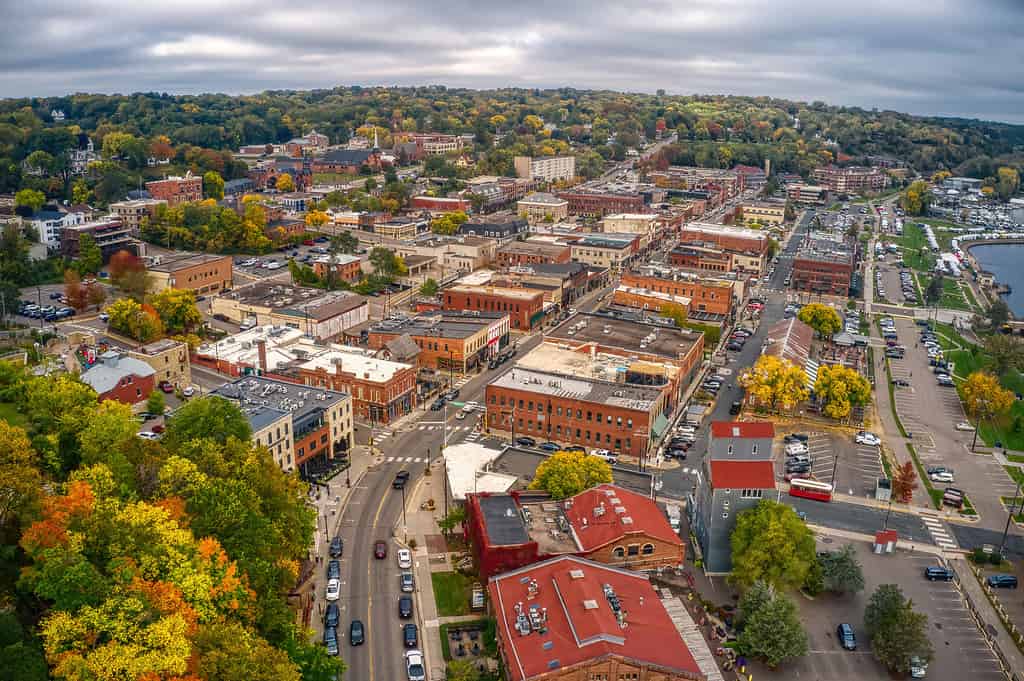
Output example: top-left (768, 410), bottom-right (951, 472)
top-left (917, 274), bottom-right (974, 311)
top-left (432, 571), bottom-right (473, 617)
top-left (0, 402), bottom-right (27, 427)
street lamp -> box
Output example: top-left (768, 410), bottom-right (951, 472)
top-left (400, 482), bottom-right (408, 542)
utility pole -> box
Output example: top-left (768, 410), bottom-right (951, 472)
top-left (999, 476), bottom-right (1023, 559)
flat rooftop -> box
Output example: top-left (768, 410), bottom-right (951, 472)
top-left (211, 375), bottom-right (348, 430)
top-left (133, 338), bottom-right (185, 355)
top-left (615, 284), bottom-right (691, 308)
top-left (575, 234), bottom-right (636, 249)
top-left (519, 192), bottom-right (566, 205)
top-left (150, 252), bottom-right (230, 273)
top-left (488, 447), bottom-right (654, 498)
top-left (547, 312), bottom-right (702, 362)
top-left (519, 343), bottom-right (679, 385)
top-left (491, 366), bottom-right (661, 412)
top-left (629, 264), bottom-right (738, 286)
top-left (369, 311), bottom-right (503, 339)
top-left (478, 494), bottom-right (531, 546)
top-left (448, 285), bottom-right (544, 301)
top-left (498, 241), bottom-right (569, 256)
top-left (520, 499), bottom-right (579, 554)
top-left (218, 283), bottom-right (367, 320)
top-left (681, 222), bottom-right (767, 241)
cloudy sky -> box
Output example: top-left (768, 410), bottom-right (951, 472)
top-left (2, 0), bottom-right (1023, 123)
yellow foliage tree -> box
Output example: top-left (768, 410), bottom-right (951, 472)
top-left (305, 210), bottom-right (329, 227)
top-left (797, 303), bottom-right (843, 337)
top-left (274, 174), bottom-right (295, 192)
top-left (960, 371), bottom-right (1014, 422)
top-left (739, 355), bottom-right (809, 412)
top-left (529, 451), bottom-right (612, 499)
top-left (813, 364), bottom-right (872, 419)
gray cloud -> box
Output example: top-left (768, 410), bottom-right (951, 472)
top-left (1, 0), bottom-right (1022, 123)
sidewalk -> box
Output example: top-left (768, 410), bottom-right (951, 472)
top-left (953, 557), bottom-right (1024, 679)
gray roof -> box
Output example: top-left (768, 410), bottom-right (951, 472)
top-left (210, 376), bottom-right (348, 430)
top-left (382, 334), bottom-right (419, 361)
top-left (319, 149), bottom-right (373, 165)
top-left (478, 495), bottom-right (530, 546)
top-left (80, 355), bottom-right (155, 394)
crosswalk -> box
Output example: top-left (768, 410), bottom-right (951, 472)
top-left (920, 512), bottom-right (959, 551)
top-left (381, 456), bottom-right (428, 463)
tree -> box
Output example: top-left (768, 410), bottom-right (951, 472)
top-left (924, 275), bottom-right (943, 307)
top-left (332, 232), bottom-right (358, 254)
top-left (730, 499), bottom-right (817, 590)
top-left (988, 299), bottom-right (1010, 329)
top-left (446, 659), bottom-right (481, 681)
top-left (659, 303), bottom-right (688, 328)
top-left (736, 580), bottom-right (774, 627)
top-left (193, 622), bottom-right (302, 681)
top-left (203, 170), bottom-right (225, 200)
top-left (25, 150), bottom-right (55, 176)
top-left (419, 278), bottom-right (440, 296)
top-left (813, 364), bottom-right (872, 419)
top-left (529, 450), bottom-right (613, 499)
top-left (739, 355), bottom-right (809, 412)
top-left (75, 233), bottom-right (103, 276)
top-left (818, 544), bottom-right (865, 595)
top-left (736, 589), bottom-right (808, 668)
top-left (71, 179), bottom-right (92, 205)
top-left (163, 396), bottom-right (253, 449)
top-left (960, 371), bottom-right (1014, 423)
top-left (900, 180), bottom-right (932, 215)
top-left (63, 269), bottom-right (88, 310)
top-left (107, 250), bottom-right (149, 300)
top-left (150, 288), bottom-right (202, 334)
top-left (996, 166), bottom-right (1020, 201)
top-left (892, 461), bottom-right (918, 503)
top-left (983, 333), bottom-right (1024, 376)
top-left (0, 420), bottom-right (42, 529)
top-left (797, 303), bottom-right (842, 337)
top-left (369, 246), bottom-right (407, 278)
top-left (430, 211), bottom-right (468, 235)
top-left (14, 188), bottom-right (45, 214)
top-left (147, 390), bottom-right (166, 415)
top-left (305, 210), bottom-right (329, 228)
top-left (864, 584), bottom-right (932, 674)
top-left (275, 173), bottom-right (295, 192)
top-left (437, 506), bottom-right (466, 537)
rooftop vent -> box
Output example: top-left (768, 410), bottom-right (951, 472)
top-left (582, 600), bottom-right (599, 610)
top-left (569, 569), bottom-right (585, 580)
top-left (621, 517), bottom-right (633, 525)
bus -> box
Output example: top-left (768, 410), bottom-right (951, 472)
top-left (789, 478), bottom-right (833, 503)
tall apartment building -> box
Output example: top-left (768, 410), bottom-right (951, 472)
top-left (61, 218), bottom-right (135, 261)
top-left (145, 173), bottom-right (203, 207)
top-left (109, 199), bottom-right (167, 234)
top-left (514, 155), bottom-right (576, 182)
top-left (811, 166), bottom-right (888, 194)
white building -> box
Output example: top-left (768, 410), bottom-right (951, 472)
top-left (27, 210), bottom-right (87, 248)
top-left (514, 155), bottom-right (576, 182)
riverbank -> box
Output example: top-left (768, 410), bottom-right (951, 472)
top-left (966, 242), bottom-right (1024, 317)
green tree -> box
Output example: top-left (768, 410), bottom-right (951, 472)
top-left (730, 500), bottom-right (817, 591)
top-left (737, 590), bottom-right (808, 668)
top-left (864, 584), bottom-right (932, 673)
top-left (430, 211), bottom-right (468, 235)
top-left (369, 246), bottom-right (407, 278)
top-left (924, 275), bottom-right (943, 307)
top-left (818, 544), bottom-right (865, 595)
top-left (147, 390), bottom-right (166, 415)
top-left (203, 170), bottom-right (225, 200)
top-left (14, 188), bottom-right (45, 214)
top-left (797, 302), bottom-right (842, 337)
top-left (77, 400), bottom-right (139, 489)
top-left (419, 278), bottom-right (440, 296)
top-left (996, 167), bottom-right (1020, 201)
top-left (447, 658), bottom-right (482, 681)
top-left (25, 150), bottom-right (55, 176)
top-left (72, 178), bottom-right (92, 205)
top-left (438, 506), bottom-right (467, 537)
top-left (163, 396), bottom-right (253, 449)
top-left (528, 450), bottom-right (613, 499)
top-left (75, 233), bottom-right (103, 276)
top-left (0, 421), bottom-right (42, 529)
top-left (813, 364), bottom-right (872, 419)
top-left (983, 333), bottom-right (1024, 376)
top-left (332, 232), bottom-right (359, 254)
top-left (280, 630), bottom-right (347, 681)
top-left (736, 580), bottom-right (774, 627)
top-left (193, 622), bottom-right (302, 681)
top-left (988, 299), bottom-right (1010, 329)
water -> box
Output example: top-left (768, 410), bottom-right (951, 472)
top-left (970, 243), bottom-right (1024, 317)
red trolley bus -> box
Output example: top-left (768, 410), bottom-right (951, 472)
top-left (789, 478), bottom-right (833, 502)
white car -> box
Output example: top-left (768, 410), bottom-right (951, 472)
top-left (137, 431), bottom-right (160, 441)
top-left (182, 386), bottom-right (196, 397)
top-left (405, 650), bottom-right (425, 681)
top-left (325, 578), bottom-right (340, 601)
top-left (955, 422), bottom-right (976, 432)
top-left (397, 549), bottom-right (413, 569)
top-left (930, 471), bottom-right (955, 483)
top-left (855, 432), bottom-right (881, 446)
top-left (785, 443), bottom-right (809, 456)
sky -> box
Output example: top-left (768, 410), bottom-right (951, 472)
top-left (2, 0), bottom-right (1023, 123)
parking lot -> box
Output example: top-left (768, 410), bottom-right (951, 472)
top-left (774, 431), bottom-right (884, 497)
top-left (756, 541), bottom-right (1006, 681)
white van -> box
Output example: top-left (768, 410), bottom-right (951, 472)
top-left (239, 317), bottom-right (258, 331)
top-left (591, 449), bottom-right (618, 464)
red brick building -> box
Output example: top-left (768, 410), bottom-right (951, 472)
top-left (556, 191), bottom-right (646, 217)
top-left (79, 351), bottom-right (156, 410)
top-left (791, 236), bottom-right (856, 296)
top-left (311, 254), bottom-right (363, 283)
top-left (409, 196), bottom-right (472, 212)
top-left (466, 484), bottom-right (686, 580)
top-left (495, 241), bottom-right (572, 268)
top-left (444, 285), bottom-right (546, 331)
top-left (811, 165), bottom-right (888, 194)
top-left (146, 174), bottom-right (203, 207)
top-left (620, 271), bottom-right (736, 316)
top-left (296, 350), bottom-right (417, 424)
top-left (367, 311), bottom-right (510, 373)
top-left (488, 555), bottom-right (705, 681)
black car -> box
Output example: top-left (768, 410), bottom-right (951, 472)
top-left (892, 378), bottom-right (910, 387)
top-left (515, 436), bottom-right (536, 447)
top-left (785, 433), bottom-right (809, 442)
top-left (664, 448), bottom-right (687, 460)
top-left (324, 602), bottom-right (340, 628)
top-left (924, 566), bottom-right (955, 581)
top-left (729, 401), bottom-right (742, 415)
top-left (539, 442), bottom-right (561, 452)
top-left (327, 559), bottom-right (341, 580)
top-left (350, 619), bottom-right (365, 645)
top-left (403, 623), bottom-right (419, 648)
top-left (726, 342), bottom-right (743, 352)
top-left (329, 536), bottom-right (343, 558)
top-left (398, 595), bottom-right (413, 618)
top-left (393, 471), bottom-right (410, 489)
top-left (785, 463), bottom-right (810, 474)
top-left (430, 400), bottom-right (445, 411)
top-left (323, 626), bottom-right (339, 656)
top-left (444, 388), bottom-right (460, 401)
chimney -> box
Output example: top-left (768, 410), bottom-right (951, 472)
top-left (256, 339), bottom-right (268, 373)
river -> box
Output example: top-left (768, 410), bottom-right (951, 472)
top-left (969, 243), bottom-right (1024, 317)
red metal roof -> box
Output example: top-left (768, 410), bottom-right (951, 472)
top-left (488, 556), bottom-right (701, 681)
top-left (710, 420), bottom-right (775, 439)
top-left (562, 485), bottom-right (683, 553)
top-left (709, 460), bottom-right (776, 490)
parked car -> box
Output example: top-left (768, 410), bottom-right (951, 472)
top-left (539, 441), bottom-right (561, 452)
top-left (403, 623), bottom-right (419, 648)
top-left (924, 566), bottom-right (954, 581)
top-left (855, 431), bottom-right (881, 446)
top-left (398, 595), bottom-right (413, 618)
top-left (892, 378), bottom-right (911, 387)
top-left (325, 602), bottom-right (340, 628)
top-left (910, 656), bottom-right (928, 678)
top-left (327, 559), bottom-right (341, 580)
top-left (955, 422), bottom-right (975, 432)
top-left (729, 401), bottom-right (742, 415)
top-left (329, 536), bottom-right (343, 558)
top-left (836, 623), bottom-right (857, 650)
top-left (374, 540), bottom-right (387, 559)
top-left (514, 436), bottom-right (536, 447)
top-left (726, 342), bottom-right (744, 352)
top-left (405, 650), bottom-right (425, 681)
top-left (400, 571), bottom-right (415, 592)
top-left (323, 626), bottom-right (339, 657)
top-left (137, 431), bottom-right (160, 441)
top-left (325, 578), bottom-right (340, 601)
top-left (986, 574), bottom-right (1018, 589)
top-left (397, 549), bottom-right (413, 569)
top-left (783, 471), bottom-right (811, 482)
top-left (350, 619), bottom-right (365, 645)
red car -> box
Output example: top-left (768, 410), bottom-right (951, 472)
top-left (152, 424), bottom-right (165, 434)
top-left (374, 541), bottom-right (387, 559)
top-left (784, 471), bottom-right (811, 482)
top-left (159, 381), bottom-right (174, 394)
top-left (302, 239), bottom-right (315, 246)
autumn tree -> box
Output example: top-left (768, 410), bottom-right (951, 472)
top-left (203, 170), bottom-right (225, 200)
top-left (0, 421), bottom-right (42, 529)
top-left (107, 249), bottom-right (150, 300)
top-left (106, 298), bottom-right (164, 342)
top-left (996, 167), bottom-right (1020, 201)
top-left (900, 180), bottom-right (932, 215)
top-left (71, 178), bottom-right (92, 206)
top-left (86, 282), bottom-right (107, 310)
top-left (14, 188), bottom-right (46, 214)
top-left (739, 355), bottom-right (809, 412)
top-left (813, 364), bottom-right (872, 419)
top-left (797, 303), bottom-right (842, 337)
top-left (150, 288), bottom-right (202, 334)
top-left (730, 500), bottom-right (817, 591)
top-left (960, 371), bottom-right (1014, 423)
top-left (63, 269), bottom-right (88, 310)
top-left (892, 461), bottom-right (917, 503)
top-left (430, 211), bottom-right (468, 235)
top-left (659, 303), bottom-right (688, 328)
top-left (304, 210), bottom-right (329, 228)
top-left (274, 173), bottom-right (295, 192)
top-left (529, 450), bottom-right (613, 499)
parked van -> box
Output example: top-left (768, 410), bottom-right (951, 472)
top-left (591, 449), bottom-right (619, 464)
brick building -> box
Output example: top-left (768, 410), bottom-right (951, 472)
top-left (570, 233), bottom-right (640, 271)
top-left (791, 234), bottom-right (855, 296)
top-left (149, 253), bottom-right (233, 295)
top-left (311, 254), bottom-right (363, 283)
top-left (311, 149), bottom-right (381, 174)
top-left (488, 555), bottom-right (705, 681)
top-left (786, 183), bottom-right (829, 205)
top-left (145, 174), bottom-right (203, 207)
top-left (739, 200), bottom-right (786, 226)
top-left (496, 240), bottom-right (572, 267)
top-left (367, 311), bottom-right (510, 373)
top-left (444, 285), bottom-right (546, 331)
top-left (296, 349), bottom-right (417, 424)
top-left (556, 191), bottom-right (645, 217)
top-left (516, 192), bottom-right (569, 224)
top-left (61, 218), bottom-right (136, 261)
top-left (79, 351), bottom-right (156, 410)
top-left (672, 222), bottom-right (768, 274)
top-left (648, 167), bottom-right (744, 207)
top-left (109, 198), bottom-right (166, 234)
top-left (620, 270), bottom-right (736, 317)
top-left (409, 196), bottom-right (472, 212)
top-left (466, 484), bottom-right (685, 579)
top-left (811, 165), bottom-right (888, 194)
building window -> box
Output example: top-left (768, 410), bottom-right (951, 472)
top-left (627, 545), bottom-right (639, 556)
top-left (626, 418), bottom-right (632, 428)
top-left (752, 443), bottom-right (758, 455)
top-left (741, 489), bottom-right (763, 499)
top-left (641, 543), bottom-right (654, 555)
top-left (613, 547), bottom-right (625, 558)
top-left (727, 444), bottom-right (734, 455)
